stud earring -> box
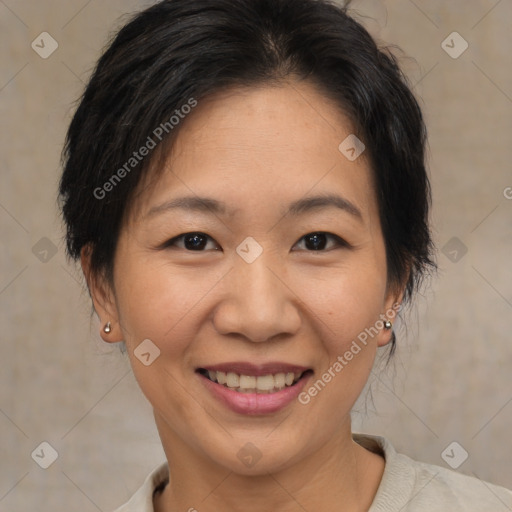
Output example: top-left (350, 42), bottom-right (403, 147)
top-left (103, 321), bottom-right (112, 333)
top-left (384, 320), bottom-right (392, 330)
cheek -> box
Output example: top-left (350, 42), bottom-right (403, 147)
top-left (294, 267), bottom-right (386, 422)
top-left (113, 258), bottom-right (213, 412)
top-left (113, 255), bottom-right (221, 353)
top-left (297, 262), bottom-right (387, 350)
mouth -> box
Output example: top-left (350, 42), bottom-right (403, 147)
top-left (196, 367), bottom-right (314, 394)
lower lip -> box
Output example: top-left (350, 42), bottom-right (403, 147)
top-left (197, 371), bottom-right (313, 415)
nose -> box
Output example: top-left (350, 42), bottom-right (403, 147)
top-left (212, 253), bottom-right (301, 343)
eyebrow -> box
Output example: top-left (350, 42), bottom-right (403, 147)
top-left (144, 193), bottom-right (363, 221)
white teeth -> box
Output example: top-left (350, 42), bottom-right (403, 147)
top-left (256, 374), bottom-right (276, 391)
top-left (204, 370), bottom-right (305, 393)
top-left (226, 372), bottom-right (240, 388)
top-left (273, 373), bottom-right (286, 389)
top-left (216, 371), bottom-right (227, 385)
top-left (239, 375), bottom-right (256, 389)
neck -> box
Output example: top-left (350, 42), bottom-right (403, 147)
top-left (153, 414), bottom-right (385, 512)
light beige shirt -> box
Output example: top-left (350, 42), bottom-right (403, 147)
top-left (112, 434), bottom-right (512, 511)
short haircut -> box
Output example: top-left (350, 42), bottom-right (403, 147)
top-left (58, 0), bottom-right (437, 354)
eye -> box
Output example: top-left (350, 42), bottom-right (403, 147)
top-left (162, 231), bottom-right (349, 252)
top-left (164, 232), bottom-right (221, 251)
top-left (293, 232), bottom-right (349, 251)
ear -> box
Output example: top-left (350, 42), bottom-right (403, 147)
top-left (376, 281), bottom-right (406, 348)
top-left (80, 244), bottom-right (123, 343)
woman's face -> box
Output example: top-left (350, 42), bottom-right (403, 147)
top-left (87, 81), bottom-right (400, 474)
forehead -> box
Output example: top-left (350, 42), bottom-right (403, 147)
top-left (127, 81), bottom-right (377, 225)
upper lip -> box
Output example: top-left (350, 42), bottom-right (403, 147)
top-left (197, 362), bottom-right (312, 377)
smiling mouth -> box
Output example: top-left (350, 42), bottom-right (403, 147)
top-left (197, 368), bottom-right (313, 394)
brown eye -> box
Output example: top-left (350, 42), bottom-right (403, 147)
top-left (165, 232), bottom-right (220, 251)
top-left (293, 232), bottom-right (349, 251)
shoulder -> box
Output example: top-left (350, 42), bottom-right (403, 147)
top-left (354, 433), bottom-right (512, 511)
top-left (404, 454), bottom-right (512, 510)
top-left (111, 462), bottom-right (169, 512)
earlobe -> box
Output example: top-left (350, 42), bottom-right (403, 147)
top-left (377, 318), bottom-right (394, 347)
top-left (377, 284), bottom-right (405, 347)
top-left (80, 245), bottom-right (123, 343)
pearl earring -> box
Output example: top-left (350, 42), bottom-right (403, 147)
top-left (103, 321), bottom-right (112, 333)
top-left (384, 320), bottom-right (392, 330)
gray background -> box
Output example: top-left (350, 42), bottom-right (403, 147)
top-left (1, 0), bottom-right (511, 510)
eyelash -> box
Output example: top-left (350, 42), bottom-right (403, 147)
top-left (162, 231), bottom-right (350, 252)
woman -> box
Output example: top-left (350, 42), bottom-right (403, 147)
top-left (58, 0), bottom-right (512, 510)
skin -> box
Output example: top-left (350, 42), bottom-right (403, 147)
top-left (82, 80), bottom-right (405, 511)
